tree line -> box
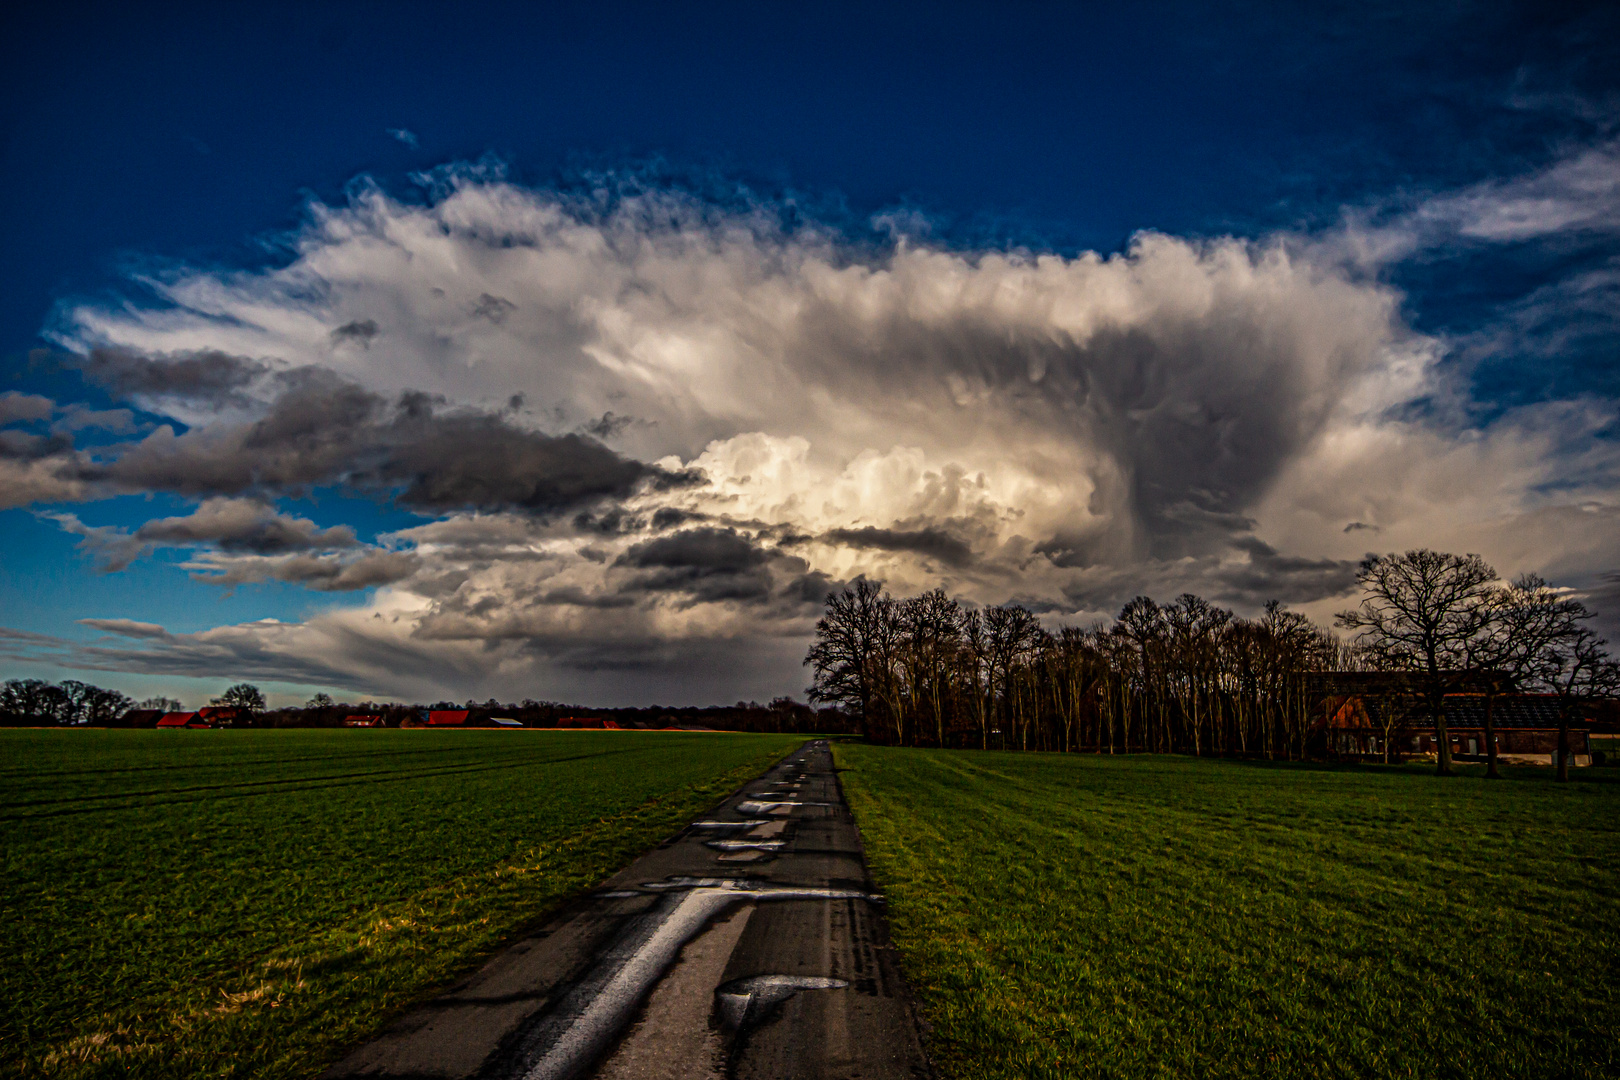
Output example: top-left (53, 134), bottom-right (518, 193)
top-left (0, 679), bottom-right (850, 735)
top-left (805, 580), bottom-right (1341, 757)
top-left (0, 680), bottom-right (264, 726)
top-left (804, 549), bottom-right (1618, 775)
top-left (1, 679), bottom-right (141, 726)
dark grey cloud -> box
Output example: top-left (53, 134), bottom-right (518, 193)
top-left (473, 293), bottom-right (516, 323)
top-left (188, 549), bottom-right (421, 592)
top-left (584, 411), bottom-right (632, 439)
top-left (651, 506), bottom-right (704, 530)
top-left (0, 428), bottom-right (73, 461)
top-left (1209, 537), bottom-right (1360, 607)
top-left (823, 526), bottom-right (973, 568)
top-left (78, 618), bottom-right (171, 639)
top-left (139, 499), bottom-right (357, 555)
top-left (573, 508), bottom-right (628, 533)
top-left (46, 498), bottom-right (361, 573)
top-left (615, 527), bottom-right (789, 604)
top-left (1056, 534), bottom-right (1360, 619)
top-left (76, 348), bottom-right (268, 402)
top-left (330, 319), bottom-right (379, 346)
top-left (51, 406), bottom-right (137, 435)
top-left (620, 526), bottom-right (770, 573)
top-left (780, 569), bottom-right (841, 608)
top-left (85, 366), bottom-right (678, 515)
top-left (1580, 570), bottom-right (1620, 645)
top-left (0, 392), bottom-right (54, 425)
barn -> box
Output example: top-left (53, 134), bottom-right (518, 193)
top-left (155, 712), bottom-right (209, 729)
top-left (1321, 691), bottom-right (1591, 766)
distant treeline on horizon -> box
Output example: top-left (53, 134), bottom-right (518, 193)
top-left (0, 679), bottom-right (853, 735)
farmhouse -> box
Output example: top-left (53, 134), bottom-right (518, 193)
top-left (118, 709), bottom-right (166, 728)
top-left (344, 715), bottom-right (386, 727)
top-left (421, 710), bottom-right (528, 728)
top-left (155, 712), bottom-right (212, 728)
top-left (1321, 692), bottom-right (1591, 766)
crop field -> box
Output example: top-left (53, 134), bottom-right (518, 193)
top-left (1, 728), bottom-right (803, 1079)
top-left (835, 746), bottom-right (1620, 1080)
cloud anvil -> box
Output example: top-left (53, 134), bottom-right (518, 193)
top-left (3, 161), bottom-right (1617, 702)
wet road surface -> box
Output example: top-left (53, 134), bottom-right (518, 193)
top-left (322, 740), bottom-right (932, 1080)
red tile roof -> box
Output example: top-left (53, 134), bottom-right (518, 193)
top-left (428, 710), bottom-right (469, 726)
top-left (156, 712), bottom-right (197, 727)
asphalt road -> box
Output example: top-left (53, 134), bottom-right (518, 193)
top-left (322, 740), bottom-right (933, 1080)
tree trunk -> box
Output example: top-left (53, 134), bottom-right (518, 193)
top-left (1483, 686), bottom-right (1501, 779)
top-left (1556, 707), bottom-right (1571, 783)
top-left (1431, 690), bottom-right (1454, 776)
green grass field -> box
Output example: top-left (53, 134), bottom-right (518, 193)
top-left (835, 747), bottom-right (1620, 1080)
top-left (1, 728), bottom-right (802, 1079)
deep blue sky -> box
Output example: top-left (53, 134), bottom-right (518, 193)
top-left (5, 0), bottom-right (1614, 367)
top-left (2, 0), bottom-right (1617, 704)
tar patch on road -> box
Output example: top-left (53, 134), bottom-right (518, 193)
top-left (322, 741), bottom-right (933, 1080)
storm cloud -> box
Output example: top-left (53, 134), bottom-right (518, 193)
top-left (8, 162), bottom-right (1614, 702)
top-left (67, 363), bottom-right (683, 514)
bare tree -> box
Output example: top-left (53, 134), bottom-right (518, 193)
top-left (806, 579), bottom-right (890, 738)
top-left (1522, 606), bottom-right (1620, 781)
top-left (957, 607), bottom-right (993, 749)
top-left (899, 588), bottom-right (962, 747)
top-left (214, 683), bottom-right (267, 713)
top-left (1, 679), bottom-right (73, 724)
top-left (985, 604), bottom-right (1041, 749)
top-left (1337, 551), bottom-right (1498, 775)
top-left (1467, 575), bottom-right (1577, 778)
top-left (83, 686), bottom-right (134, 725)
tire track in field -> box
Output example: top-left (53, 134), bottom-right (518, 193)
top-left (0, 746), bottom-right (648, 822)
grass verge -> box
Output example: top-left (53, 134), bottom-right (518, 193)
top-left (835, 746), bottom-right (1619, 1080)
top-left (3, 729), bottom-right (803, 1079)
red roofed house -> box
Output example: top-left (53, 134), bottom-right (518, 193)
top-left (428, 710), bottom-right (470, 726)
top-left (195, 706), bottom-right (242, 726)
top-left (156, 712), bottom-right (206, 728)
top-left (345, 715), bottom-right (386, 727)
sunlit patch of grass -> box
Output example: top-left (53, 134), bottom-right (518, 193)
top-left (3, 730), bottom-right (802, 1079)
top-left (835, 747), bottom-right (1620, 1080)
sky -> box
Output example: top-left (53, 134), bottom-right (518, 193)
top-left (2, 1), bottom-right (1618, 707)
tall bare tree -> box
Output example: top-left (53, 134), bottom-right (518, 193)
top-left (985, 603), bottom-right (1042, 749)
top-left (1522, 605), bottom-right (1620, 781)
top-left (1336, 550), bottom-right (1498, 775)
top-left (805, 578), bottom-right (891, 737)
top-left (957, 607), bottom-right (993, 749)
top-left (1468, 575), bottom-right (1580, 778)
top-left (900, 588), bottom-right (962, 747)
